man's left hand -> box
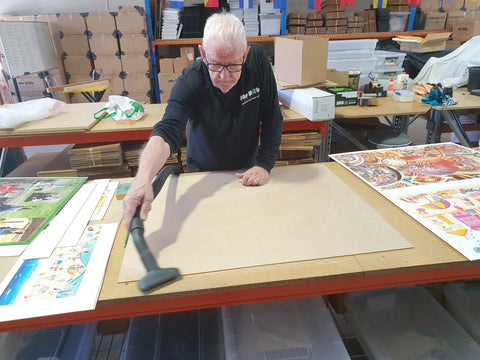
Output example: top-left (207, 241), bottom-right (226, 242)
top-left (235, 166), bottom-right (269, 186)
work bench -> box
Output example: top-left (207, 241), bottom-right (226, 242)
top-left (0, 161), bottom-right (479, 333)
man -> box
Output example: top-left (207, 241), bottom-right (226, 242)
top-left (122, 12), bottom-right (283, 231)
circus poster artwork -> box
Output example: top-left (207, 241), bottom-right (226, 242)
top-left (0, 223), bottom-right (118, 322)
top-left (0, 177), bottom-right (86, 253)
top-left (329, 143), bottom-right (480, 191)
top-left (387, 178), bottom-right (480, 260)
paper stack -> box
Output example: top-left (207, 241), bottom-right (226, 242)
top-left (68, 143), bottom-right (124, 169)
top-left (243, 7), bottom-right (259, 37)
top-left (162, 8), bottom-right (183, 39)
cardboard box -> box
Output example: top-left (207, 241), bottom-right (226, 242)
top-left (92, 55), bottom-right (122, 76)
top-left (159, 58), bottom-right (174, 73)
top-left (274, 36), bottom-right (329, 86)
top-left (63, 55), bottom-right (93, 75)
top-left (89, 34), bottom-right (120, 56)
top-left (84, 12), bottom-right (117, 34)
top-left (180, 47), bottom-right (195, 62)
top-left (115, 10), bottom-right (148, 34)
top-left (121, 54), bottom-right (151, 74)
top-left (425, 12), bottom-right (447, 30)
top-left (277, 87), bottom-right (335, 121)
top-left (60, 34), bottom-right (90, 56)
top-left (399, 32), bottom-right (451, 53)
top-left (452, 20), bottom-right (480, 42)
top-left (123, 74), bottom-right (152, 93)
top-left (118, 33), bottom-right (150, 55)
top-left (173, 57), bottom-right (190, 73)
top-left (55, 13), bottom-right (87, 35)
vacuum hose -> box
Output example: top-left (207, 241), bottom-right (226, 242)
top-left (130, 165), bottom-right (183, 292)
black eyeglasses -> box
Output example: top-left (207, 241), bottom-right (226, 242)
top-left (205, 54), bottom-right (244, 72)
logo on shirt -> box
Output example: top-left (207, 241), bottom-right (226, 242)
top-left (240, 87), bottom-right (260, 106)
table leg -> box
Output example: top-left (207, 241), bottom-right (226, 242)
top-left (0, 148), bottom-right (7, 176)
top-left (440, 109), bottom-right (472, 147)
top-left (331, 121), bottom-right (368, 151)
top-left (316, 120), bottom-right (333, 162)
top-left (426, 109), bottom-right (443, 144)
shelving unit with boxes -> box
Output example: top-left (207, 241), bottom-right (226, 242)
top-left (53, 7), bottom-right (154, 104)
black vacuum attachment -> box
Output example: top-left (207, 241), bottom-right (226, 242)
top-left (130, 165), bottom-right (183, 293)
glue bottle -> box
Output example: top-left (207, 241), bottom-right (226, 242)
top-left (397, 72), bottom-right (410, 90)
top-left (387, 77), bottom-right (395, 96)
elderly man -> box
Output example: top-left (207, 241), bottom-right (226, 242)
top-left (123, 12), bottom-right (283, 230)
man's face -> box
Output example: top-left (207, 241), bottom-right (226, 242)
top-left (200, 42), bottom-right (246, 94)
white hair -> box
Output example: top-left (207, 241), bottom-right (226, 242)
top-left (202, 12), bottom-right (247, 53)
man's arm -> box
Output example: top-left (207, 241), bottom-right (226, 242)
top-left (122, 136), bottom-right (171, 231)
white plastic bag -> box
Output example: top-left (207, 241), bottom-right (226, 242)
top-left (94, 95), bottom-right (145, 123)
top-left (0, 98), bottom-right (66, 129)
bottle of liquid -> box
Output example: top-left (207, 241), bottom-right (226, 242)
top-left (387, 77), bottom-right (395, 96)
top-left (397, 72), bottom-right (410, 90)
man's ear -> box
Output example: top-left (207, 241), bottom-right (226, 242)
top-left (198, 44), bottom-right (206, 63)
top-left (245, 45), bottom-right (251, 58)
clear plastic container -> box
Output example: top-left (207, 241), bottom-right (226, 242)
top-left (120, 308), bottom-right (225, 360)
top-left (327, 57), bottom-right (377, 72)
top-left (443, 281), bottom-right (480, 344)
top-left (393, 90), bottom-right (414, 102)
top-left (0, 322), bottom-right (97, 360)
top-left (374, 50), bottom-right (406, 70)
top-left (344, 285), bottom-right (480, 360)
top-left (328, 39), bottom-right (378, 52)
top-left (222, 296), bottom-right (350, 360)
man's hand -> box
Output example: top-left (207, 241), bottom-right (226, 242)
top-left (122, 180), bottom-right (155, 232)
top-left (235, 166), bottom-right (269, 186)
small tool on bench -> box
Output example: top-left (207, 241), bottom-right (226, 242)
top-left (130, 165), bottom-right (183, 293)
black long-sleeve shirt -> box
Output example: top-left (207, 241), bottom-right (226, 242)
top-left (151, 43), bottom-right (283, 173)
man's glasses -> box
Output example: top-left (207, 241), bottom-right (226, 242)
top-left (205, 54), bottom-right (244, 72)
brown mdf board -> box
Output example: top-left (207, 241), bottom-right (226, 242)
top-left (90, 103), bottom-right (167, 132)
top-left (9, 103), bottom-right (103, 135)
top-left (118, 163), bottom-right (413, 283)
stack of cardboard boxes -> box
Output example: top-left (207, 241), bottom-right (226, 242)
top-left (158, 47), bottom-right (194, 103)
top-left (306, 13), bottom-right (326, 34)
top-left (51, 7), bottom-right (153, 103)
top-left (323, 1), bottom-right (348, 34)
top-left (84, 12), bottom-right (123, 100)
top-left (56, 13), bottom-right (92, 103)
top-left (287, 13), bottom-right (307, 35)
top-left (116, 6), bottom-right (153, 103)
top-left (347, 13), bottom-right (364, 34)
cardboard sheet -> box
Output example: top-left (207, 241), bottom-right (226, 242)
top-left (4, 103), bottom-right (102, 135)
top-left (118, 164), bottom-right (412, 282)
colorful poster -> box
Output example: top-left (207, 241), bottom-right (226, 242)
top-left (330, 143), bottom-right (480, 191)
top-left (0, 223), bottom-right (118, 322)
top-left (389, 179), bottom-right (480, 260)
top-left (330, 143), bottom-right (480, 260)
top-left (0, 177), bottom-right (86, 256)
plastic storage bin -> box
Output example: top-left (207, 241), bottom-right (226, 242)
top-left (389, 12), bottom-right (410, 31)
top-left (344, 285), bottom-right (480, 360)
top-left (0, 322), bottom-right (97, 360)
top-left (374, 50), bottom-right (406, 70)
top-left (328, 39), bottom-right (378, 60)
top-left (222, 296), bottom-right (350, 360)
top-left (328, 39), bottom-right (378, 52)
top-left (443, 281), bottom-right (480, 344)
top-left (120, 308), bottom-right (225, 360)
top-left (259, 14), bottom-right (281, 36)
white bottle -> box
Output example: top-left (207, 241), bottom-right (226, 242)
top-left (397, 72), bottom-right (410, 90)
